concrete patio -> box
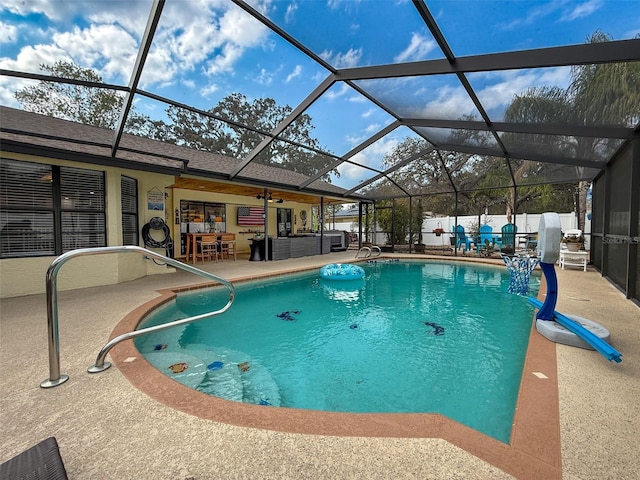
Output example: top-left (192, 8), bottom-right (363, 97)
top-left (1, 252), bottom-right (638, 479)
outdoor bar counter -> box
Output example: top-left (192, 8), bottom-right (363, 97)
top-left (267, 234), bottom-right (335, 260)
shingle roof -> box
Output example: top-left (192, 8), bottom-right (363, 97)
top-left (0, 106), bottom-right (363, 201)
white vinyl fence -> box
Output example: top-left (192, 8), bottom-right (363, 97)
top-left (329, 212), bottom-right (586, 249)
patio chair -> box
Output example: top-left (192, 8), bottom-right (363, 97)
top-left (0, 436), bottom-right (68, 480)
top-left (476, 224), bottom-right (496, 253)
top-left (219, 234), bottom-right (236, 261)
top-left (500, 223), bottom-right (517, 254)
top-left (452, 225), bottom-right (471, 252)
top-left (196, 240), bottom-right (218, 263)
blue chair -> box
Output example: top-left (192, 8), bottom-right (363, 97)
top-left (476, 224), bottom-right (496, 253)
top-left (500, 223), bottom-right (517, 253)
top-left (452, 225), bottom-right (472, 251)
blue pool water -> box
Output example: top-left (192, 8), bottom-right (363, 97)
top-left (135, 261), bottom-right (538, 442)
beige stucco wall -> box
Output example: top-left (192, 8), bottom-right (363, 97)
top-left (1, 153), bottom-right (316, 298)
top-left (0, 152), bottom-right (174, 299)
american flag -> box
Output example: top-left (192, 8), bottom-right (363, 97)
top-left (237, 206), bottom-right (264, 226)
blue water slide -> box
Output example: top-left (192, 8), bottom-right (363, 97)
top-left (528, 297), bottom-right (622, 363)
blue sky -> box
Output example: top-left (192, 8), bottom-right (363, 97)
top-left (1, 0), bottom-right (638, 189)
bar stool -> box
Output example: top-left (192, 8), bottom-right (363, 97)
top-left (197, 241), bottom-right (218, 263)
top-left (219, 234), bottom-right (236, 261)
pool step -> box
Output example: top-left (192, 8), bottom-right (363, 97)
top-left (185, 345), bottom-right (281, 406)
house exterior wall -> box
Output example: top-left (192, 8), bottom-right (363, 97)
top-left (0, 152), bottom-right (315, 298)
top-left (0, 152), bottom-right (173, 298)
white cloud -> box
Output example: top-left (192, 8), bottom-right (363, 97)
top-left (2, 0), bottom-right (76, 21)
top-left (3, 0), bottom-right (272, 89)
top-left (348, 95), bottom-right (366, 103)
top-left (311, 71), bottom-right (327, 83)
top-left (502, 0), bottom-right (603, 31)
top-left (340, 135), bottom-right (400, 179)
top-left (394, 33), bottom-right (436, 63)
top-left (319, 48), bottom-right (362, 68)
top-left (53, 24), bottom-right (138, 82)
top-left (2, 21), bottom-right (137, 83)
top-left (205, 43), bottom-right (245, 76)
top-left (200, 83), bottom-right (219, 97)
top-left (135, 1), bottom-right (269, 84)
top-left (499, 2), bottom-right (561, 31)
top-left (443, 67), bottom-right (572, 119)
top-left (3, 0), bottom-right (150, 34)
top-left (364, 123), bottom-right (381, 134)
top-left (474, 67), bottom-right (571, 113)
top-left (559, 0), bottom-right (603, 22)
top-left (393, 67), bottom-right (572, 122)
top-left (327, 0), bottom-right (364, 13)
top-left (256, 67), bottom-right (274, 86)
top-left (284, 2), bottom-right (298, 23)
top-left (0, 76), bottom-right (29, 107)
top-left (537, 66), bottom-right (572, 87)
top-left (0, 21), bottom-right (18, 44)
top-left (336, 162), bottom-right (368, 184)
top-left (85, 2), bottom-right (155, 35)
top-left (285, 64), bottom-right (302, 83)
top-left (218, 4), bottom-right (268, 47)
top-left (140, 45), bottom-right (178, 86)
top-left (418, 85), bottom-right (476, 119)
top-left (0, 43), bottom-right (72, 75)
top-left (362, 108), bottom-right (376, 118)
top-left (324, 82), bottom-right (351, 101)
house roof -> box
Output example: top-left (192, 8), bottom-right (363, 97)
top-left (0, 106), bottom-right (364, 204)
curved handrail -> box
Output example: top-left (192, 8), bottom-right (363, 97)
top-left (355, 246), bottom-right (371, 258)
top-left (354, 245), bottom-right (382, 258)
top-left (40, 246), bottom-right (235, 388)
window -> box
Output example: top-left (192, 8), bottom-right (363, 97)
top-left (0, 159), bottom-right (106, 258)
top-left (121, 176), bottom-right (138, 246)
top-left (179, 200), bottom-right (226, 255)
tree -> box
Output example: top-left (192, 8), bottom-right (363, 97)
top-left (14, 61), bottom-right (135, 129)
top-left (504, 31), bottom-right (640, 229)
top-left (15, 62), bottom-right (336, 182)
top-left (150, 94), bottom-right (337, 181)
top-left (211, 93), bottom-right (336, 180)
top-left (375, 197), bottom-right (425, 246)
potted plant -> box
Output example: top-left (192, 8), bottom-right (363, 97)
top-left (414, 232), bottom-right (426, 253)
top-left (562, 232), bottom-right (585, 252)
top-left (432, 227), bottom-right (445, 236)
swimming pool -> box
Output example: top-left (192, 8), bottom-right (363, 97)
top-left (135, 260), bottom-right (538, 443)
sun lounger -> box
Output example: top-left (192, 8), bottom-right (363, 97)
top-left (0, 437), bottom-right (68, 480)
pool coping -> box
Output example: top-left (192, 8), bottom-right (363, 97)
top-left (109, 259), bottom-right (561, 480)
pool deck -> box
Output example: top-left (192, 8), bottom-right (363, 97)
top-left (1, 252), bottom-right (639, 479)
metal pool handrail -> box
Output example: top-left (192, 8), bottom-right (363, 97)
top-left (355, 245), bottom-right (381, 258)
top-left (40, 245), bottom-right (235, 388)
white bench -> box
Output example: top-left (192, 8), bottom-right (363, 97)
top-left (559, 250), bottom-right (588, 271)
